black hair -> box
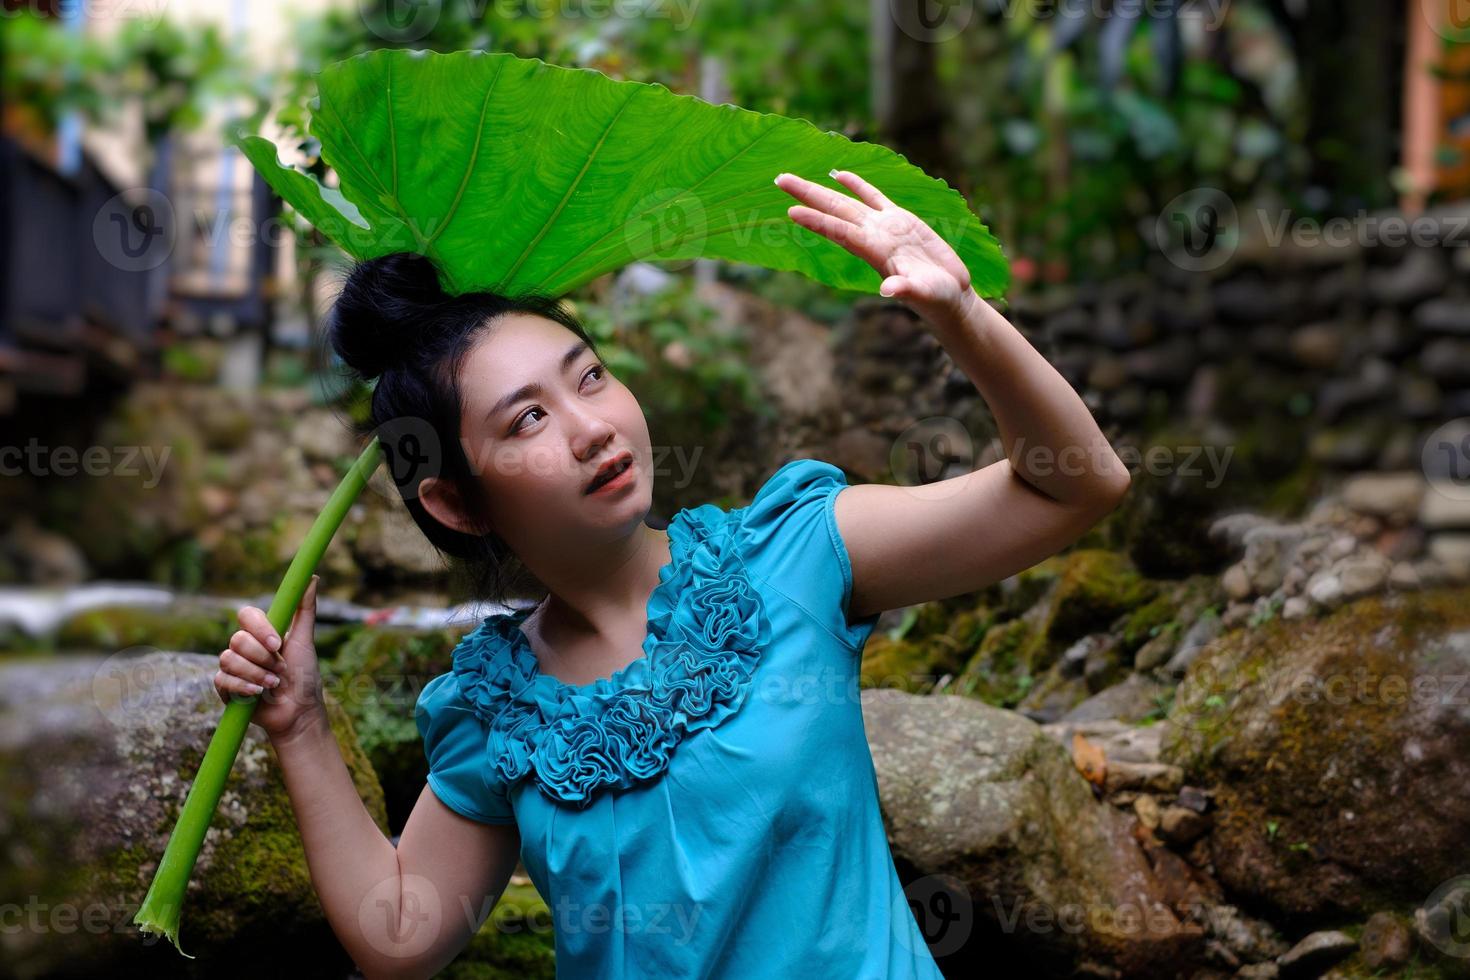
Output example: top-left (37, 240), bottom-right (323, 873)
top-left (324, 250), bottom-right (601, 603)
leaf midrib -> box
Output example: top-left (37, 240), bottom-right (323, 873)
top-left (499, 85), bottom-right (642, 289)
top-left (536, 119), bottom-right (791, 290)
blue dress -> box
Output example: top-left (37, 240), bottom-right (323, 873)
top-left (415, 458), bottom-right (946, 978)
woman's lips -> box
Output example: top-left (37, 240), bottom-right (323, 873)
top-left (586, 456), bottom-right (634, 494)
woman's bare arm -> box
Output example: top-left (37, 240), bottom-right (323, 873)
top-left (271, 715), bottom-right (522, 980)
top-left (835, 291), bottom-right (1131, 617)
top-left (774, 169), bottom-right (1130, 617)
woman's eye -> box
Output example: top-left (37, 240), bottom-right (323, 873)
top-left (511, 407), bottom-right (544, 434)
top-left (510, 365), bottom-right (605, 434)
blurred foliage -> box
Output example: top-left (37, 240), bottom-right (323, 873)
top-left (7, 0), bottom-right (1410, 301)
top-left (2, 9), bottom-right (252, 151)
top-left (577, 274), bottom-right (771, 433)
top-left (718, 266), bottom-right (869, 326)
top-left (105, 17), bottom-right (255, 145)
top-left (950, 2), bottom-right (1306, 282)
top-left (581, 0), bottom-right (871, 133)
top-left (1, 12), bottom-right (114, 130)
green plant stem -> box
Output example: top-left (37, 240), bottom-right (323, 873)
top-left (132, 437), bottom-right (382, 956)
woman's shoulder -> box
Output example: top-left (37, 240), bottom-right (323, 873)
top-left (727, 456), bottom-right (878, 649)
top-left (740, 456), bottom-right (855, 523)
top-left (414, 614), bottom-right (528, 825)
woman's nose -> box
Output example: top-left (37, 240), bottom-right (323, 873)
top-left (569, 408), bottom-right (617, 458)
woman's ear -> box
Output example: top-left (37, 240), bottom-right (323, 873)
top-left (418, 476), bottom-right (485, 536)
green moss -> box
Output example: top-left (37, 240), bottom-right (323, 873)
top-left (54, 691), bottom-right (387, 975)
top-left (1163, 588), bottom-right (1470, 920)
top-left (1118, 594), bottom-right (1180, 655)
top-left (59, 388), bottom-right (209, 576)
top-left (1259, 454), bottom-right (1325, 519)
top-left (202, 525), bottom-right (287, 593)
top-left (55, 603), bottom-right (236, 653)
top-left (1044, 550), bottom-right (1156, 646)
top-left (859, 637), bottom-right (936, 693)
top-left (859, 600), bottom-right (996, 693)
top-left (1004, 561), bottom-right (1062, 617)
top-left (956, 618), bottom-right (1040, 707)
top-left (444, 882), bottom-right (557, 979)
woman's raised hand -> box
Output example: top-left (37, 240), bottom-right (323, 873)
top-left (774, 169), bottom-right (980, 328)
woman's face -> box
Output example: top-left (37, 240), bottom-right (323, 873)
top-left (449, 313), bottom-right (654, 544)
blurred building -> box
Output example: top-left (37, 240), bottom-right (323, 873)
top-left (0, 0), bottom-right (340, 415)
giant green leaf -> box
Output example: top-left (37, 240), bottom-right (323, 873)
top-left (234, 47), bottom-right (1009, 297)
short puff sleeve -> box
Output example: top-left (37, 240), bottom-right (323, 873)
top-left (738, 457), bottom-right (881, 650)
top-left (415, 671), bottom-right (517, 824)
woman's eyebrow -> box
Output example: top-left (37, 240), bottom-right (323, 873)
top-left (485, 340), bottom-right (590, 422)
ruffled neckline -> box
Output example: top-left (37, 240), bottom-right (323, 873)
top-left (449, 503), bottom-right (772, 809)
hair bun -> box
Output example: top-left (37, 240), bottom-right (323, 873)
top-left (327, 251), bottom-right (451, 379)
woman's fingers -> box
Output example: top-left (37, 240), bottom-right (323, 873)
top-left (774, 172), bottom-right (869, 225)
top-left (284, 575), bottom-right (319, 650)
top-left (215, 669), bottom-right (264, 703)
top-left (229, 627), bottom-right (284, 671)
top-left (221, 648), bottom-right (280, 688)
top-left (830, 169), bottom-right (895, 211)
top-left (236, 604), bottom-right (281, 655)
top-left (785, 204), bottom-right (888, 270)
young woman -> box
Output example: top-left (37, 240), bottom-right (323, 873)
top-left (215, 170), bottom-right (1131, 978)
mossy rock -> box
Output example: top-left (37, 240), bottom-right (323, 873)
top-left (58, 386), bottom-right (209, 576)
top-left (861, 689), bottom-right (1205, 976)
top-left (1118, 593), bottom-right (1182, 657)
top-left (441, 882), bottom-right (557, 979)
top-left (1116, 574), bottom-right (1221, 661)
top-left (1024, 550), bottom-right (1156, 671)
top-left (1161, 587), bottom-right (1470, 922)
top-left (1106, 427), bottom-right (1240, 577)
top-left (321, 623), bottom-right (469, 833)
top-left (860, 602), bottom-right (993, 693)
top-left (955, 617), bottom-right (1041, 707)
top-left (55, 602), bottom-right (237, 654)
top-left (1011, 663), bottom-right (1090, 721)
top-left (0, 651), bottom-right (388, 978)
top-left (201, 525), bottom-right (289, 594)
top-left (194, 395), bottom-right (256, 452)
top-left (998, 561), bottom-right (1061, 618)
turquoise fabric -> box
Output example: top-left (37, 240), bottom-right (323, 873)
top-left (415, 458), bottom-right (945, 977)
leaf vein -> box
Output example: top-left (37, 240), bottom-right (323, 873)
top-left (502, 85), bottom-right (642, 288)
top-left (423, 56), bottom-right (507, 255)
